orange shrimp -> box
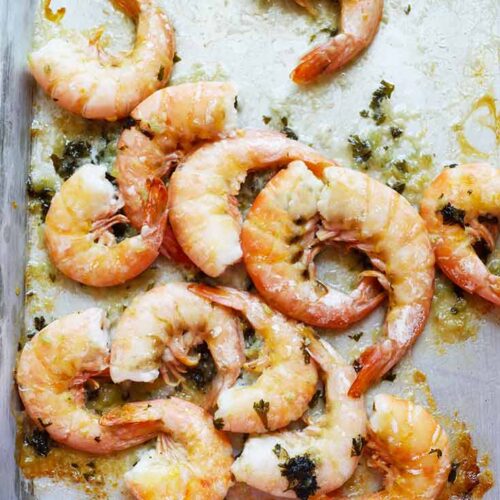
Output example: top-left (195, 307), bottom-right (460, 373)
top-left (116, 81), bottom-right (238, 266)
top-left (29, 0), bottom-right (175, 120)
top-left (17, 309), bottom-right (158, 454)
top-left (291, 0), bottom-right (384, 84)
top-left (242, 161), bottom-right (434, 396)
top-left (420, 163), bottom-right (500, 305)
top-left (45, 163), bottom-right (167, 287)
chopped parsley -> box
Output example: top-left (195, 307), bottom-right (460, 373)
top-left (348, 134), bottom-right (372, 163)
top-left (369, 80), bottom-right (395, 125)
top-left (279, 452), bottom-right (318, 500)
top-left (253, 399), bottom-right (270, 429)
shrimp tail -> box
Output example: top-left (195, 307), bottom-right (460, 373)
top-left (348, 340), bottom-right (398, 398)
top-left (111, 0), bottom-right (142, 19)
top-left (291, 35), bottom-right (357, 85)
top-left (189, 284), bottom-right (247, 312)
top-left (143, 177), bottom-right (168, 242)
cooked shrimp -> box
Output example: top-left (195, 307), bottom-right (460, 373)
top-left (116, 82), bottom-right (238, 265)
top-left (242, 161), bottom-right (434, 396)
top-left (101, 399), bottom-right (234, 500)
top-left (110, 283), bottom-right (245, 408)
top-left (45, 163), bottom-right (167, 287)
top-left (190, 285), bottom-right (319, 433)
top-left (420, 163), bottom-right (500, 305)
top-left (29, 0), bottom-right (174, 120)
top-left (291, 0), bottom-right (384, 84)
top-left (242, 161), bottom-right (384, 329)
top-left (168, 129), bottom-right (335, 277)
top-left (16, 308), bottom-right (158, 454)
top-left (363, 394), bottom-right (450, 499)
top-left (231, 337), bottom-right (367, 499)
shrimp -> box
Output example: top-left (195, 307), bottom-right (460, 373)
top-left (44, 163), bottom-right (167, 287)
top-left (168, 128), bottom-right (335, 277)
top-left (116, 82), bottom-right (238, 266)
top-left (231, 338), bottom-right (367, 499)
top-left (190, 285), bottom-right (319, 433)
top-left (16, 308), bottom-right (158, 454)
top-left (242, 161), bottom-right (434, 396)
top-left (420, 163), bottom-right (500, 305)
top-left (291, 0), bottom-right (384, 84)
top-left (242, 161), bottom-right (385, 330)
top-left (101, 398), bottom-right (234, 500)
top-left (29, 0), bottom-right (174, 120)
top-left (110, 283), bottom-right (245, 408)
top-left (363, 394), bottom-right (451, 499)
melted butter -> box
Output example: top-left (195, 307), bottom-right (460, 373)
top-left (430, 274), bottom-right (491, 349)
top-left (453, 94), bottom-right (498, 160)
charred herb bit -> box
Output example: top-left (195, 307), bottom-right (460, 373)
top-left (310, 26), bottom-right (338, 42)
top-left (429, 448), bottom-right (443, 458)
top-left (52, 140), bottom-right (92, 180)
top-left (404, 4), bottom-right (411, 15)
top-left (262, 115), bottom-right (272, 125)
top-left (234, 96), bottom-right (239, 110)
top-left (393, 158), bottom-right (409, 173)
top-left (351, 435), bottom-right (367, 457)
top-left (279, 453), bottom-right (318, 500)
top-left (173, 53), bottom-right (182, 63)
top-left (444, 163), bottom-right (458, 169)
top-left (439, 203), bottom-right (466, 227)
top-left (34, 316), bottom-right (46, 331)
top-left (348, 134), bottom-right (372, 163)
top-left (348, 332), bottom-right (364, 342)
top-left (84, 380), bottom-right (100, 403)
top-left (387, 179), bottom-right (406, 194)
top-left (185, 343), bottom-right (217, 391)
top-left (359, 109), bottom-right (370, 118)
top-left (157, 65), bottom-right (165, 81)
top-left (382, 369), bottom-right (397, 382)
top-left (352, 359), bottom-right (363, 373)
top-left (122, 116), bottom-right (137, 129)
top-left (390, 126), bottom-right (403, 139)
top-left (24, 428), bottom-right (52, 456)
top-left (280, 117), bottom-right (299, 140)
top-left (253, 399), bottom-right (270, 429)
top-left (213, 418), bottom-right (225, 430)
top-left (448, 461), bottom-right (461, 483)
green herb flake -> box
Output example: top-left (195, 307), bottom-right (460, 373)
top-left (359, 109), bottom-right (370, 118)
top-left (369, 80), bottom-right (395, 125)
top-left (351, 435), bottom-right (367, 457)
top-left (279, 453), bottom-right (318, 500)
top-left (262, 115), bottom-right (272, 125)
top-left (348, 134), bottom-right (372, 163)
top-left (404, 4), bottom-right (412, 15)
top-left (273, 443), bottom-right (290, 461)
top-left (253, 399), bottom-right (270, 429)
top-left (390, 126), bottom-right (403, 139)
top-left (387, 180), bottom-right (406, 194)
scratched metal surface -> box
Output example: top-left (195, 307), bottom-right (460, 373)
top-left (0, 0), bottom-right (498, 498)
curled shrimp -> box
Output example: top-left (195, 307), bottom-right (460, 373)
top-left (16, 308), bottom-right (158, 454)
top-left (44, 163), bottom-right (167, 287)
top-left (101, 398), bottom-right (234, 499)
top-left (242, 161), bottom-right (435, 396)
top-left (110, 283), bottom-right (245, 408)
top-left (116, 82), bottom-right (238, 266)
top-left (242, 160), bottom-right (384, 329)
top-left (29, 0), bottom-right (175, 120)
top-left (168, 129), bottom-right (335, 277)
top-left (291, 0), bottom-right (384, 84)
top-left (362, 394), bottom-right (451, 499)
top-left (190, 285), bottom-right (319, 433)
top-left (232, 337), bottom-right (367, 499)
top-left (420, 163), bottom-right (500, 305)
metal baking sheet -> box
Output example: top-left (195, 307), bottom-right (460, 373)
top-left (0, 0), bottom-right (498, 498)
